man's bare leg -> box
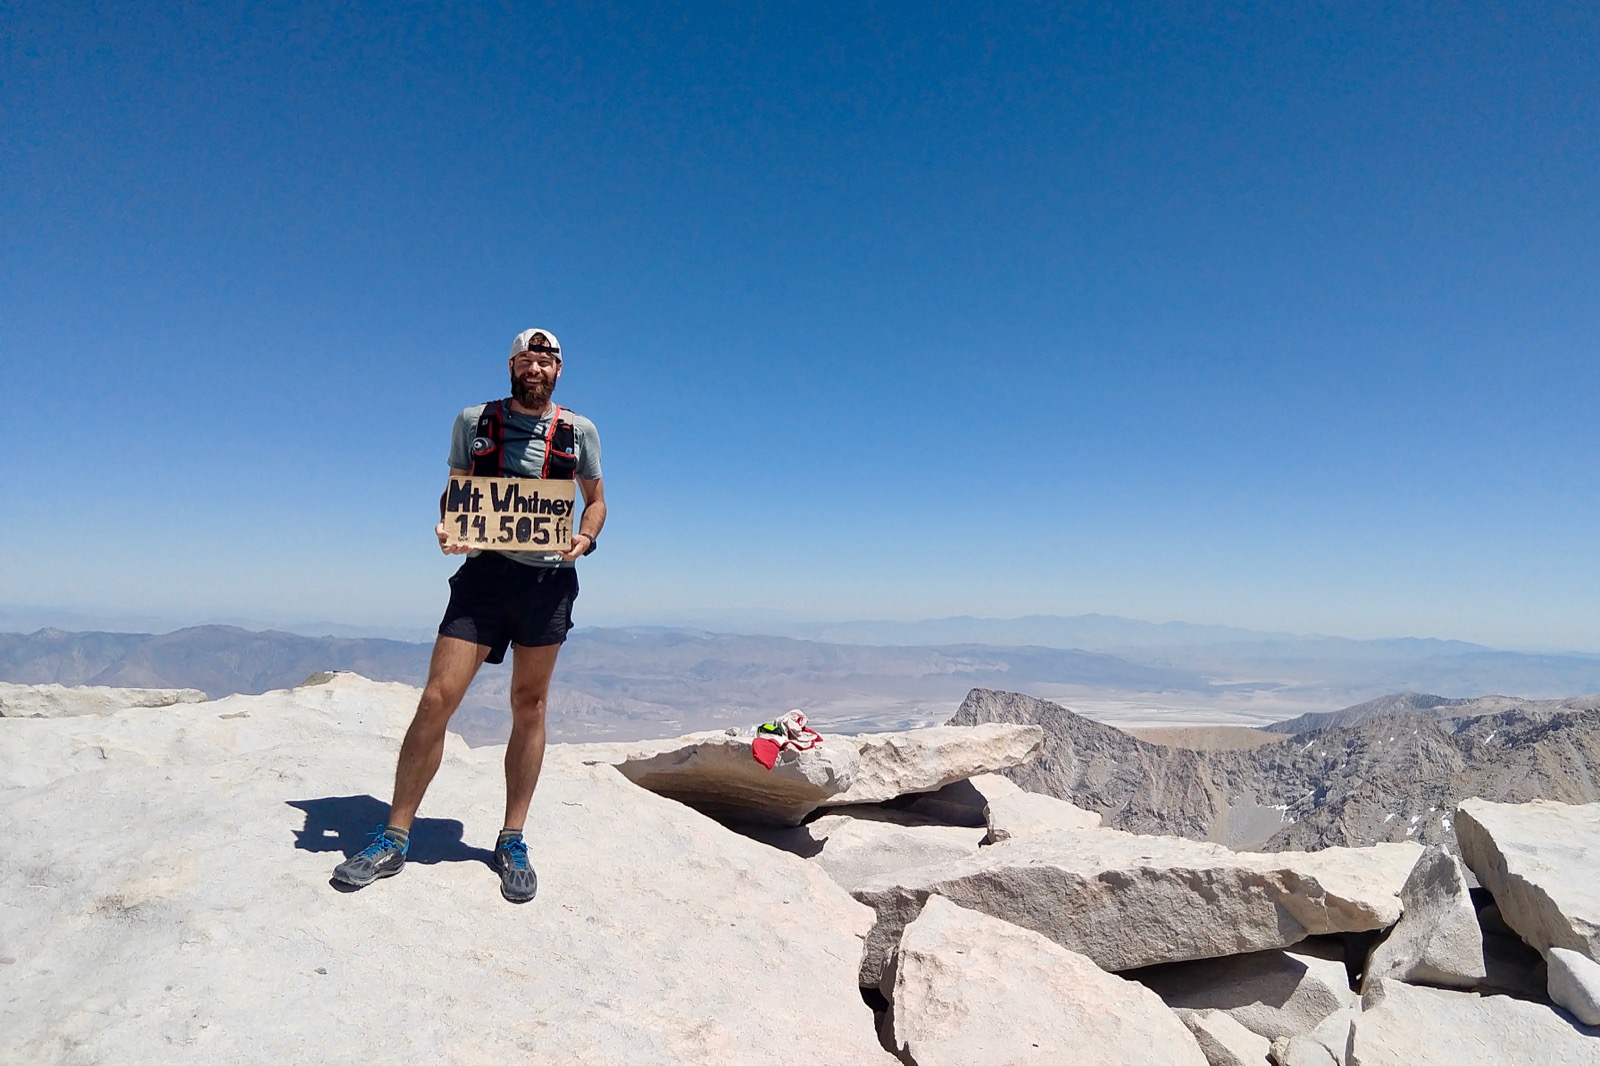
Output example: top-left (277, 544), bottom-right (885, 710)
top-left (387, 636), bottom-right (491, 831)
top-left (502, 642), bottom-right (561, 830)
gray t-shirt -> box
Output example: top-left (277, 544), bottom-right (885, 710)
top-left (448, 402), bottom-right (602, 568)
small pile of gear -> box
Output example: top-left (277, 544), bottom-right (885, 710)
top-left (750, 709), bottom-right (822, 769)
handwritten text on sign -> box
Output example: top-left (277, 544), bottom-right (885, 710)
top-left (442, 476), bottom-right (576, 552)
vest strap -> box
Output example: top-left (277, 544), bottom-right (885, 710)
top-left (473, 400), bottom-right (579, 481)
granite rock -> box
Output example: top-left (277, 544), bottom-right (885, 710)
top-left (1180, 1009), bottom-right (1273, 1066)
top-left (746, 810), bottom-right (984, 892)
top-left (1136, 949), bottom-right (1356, 1041)
top-left (1549, 947), bottom-right (1600, 1026)
top-left (1362, 845), bottom-right (1485, 991)
top-left (602, 730), bottom-right (860, 825)
top-left (882, 895), bottom-right (1207, 1066)
top-left (852, 826), bottom-right (1420, 983)
top-left (0, 680), bottom-right (207, 718)
top-left (821, 724), bottom-right (1043, 807)
top-left (1455, 798), bottom-right (1600, 960)
top-left (0, 676), bottom-right (897, 1065)
top-left (1271, 1035), bottom-right (1339, 1066)
top-left (967, 771), bottom-right (1102, 843)
top-left (1347, 978), bottom-right (1600, 1065)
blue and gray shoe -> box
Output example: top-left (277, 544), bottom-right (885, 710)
top-left (494, 835), bottom-right (538, 903)
top-left (332, 827), bottom-right (407, 887)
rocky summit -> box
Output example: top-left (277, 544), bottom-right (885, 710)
top-left (951, 687), bottom-right (1600, 851)
top-left (3, 675), bottom-right (1600, 1065)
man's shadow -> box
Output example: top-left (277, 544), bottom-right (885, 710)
top-left (287, 795), bottom-right (496, 890)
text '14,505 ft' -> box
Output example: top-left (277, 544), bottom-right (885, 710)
top-left (441, 476), bottom-right (576, 552)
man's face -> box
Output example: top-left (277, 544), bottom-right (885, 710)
top-left (509, 334), bottom-right (561, 407)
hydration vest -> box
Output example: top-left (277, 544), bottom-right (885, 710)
top-left (468, 400), bottom-right (579, 480)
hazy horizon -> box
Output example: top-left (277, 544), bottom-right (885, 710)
top-left (6, 601), bottom-right (1600, 659)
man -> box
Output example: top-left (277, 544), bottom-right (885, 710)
top-left (333, 327), bottom-right (605, 902)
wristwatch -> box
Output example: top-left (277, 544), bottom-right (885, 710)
top-left (576, 532), bottom-right (598, 556)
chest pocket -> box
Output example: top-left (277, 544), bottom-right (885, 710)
top-left (543, 417), bottom-right (578, 480)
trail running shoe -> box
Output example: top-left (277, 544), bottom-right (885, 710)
top-left (495, 835), bottom-right (538, 903)
top-left (332, 827), bottom-right (407, 887)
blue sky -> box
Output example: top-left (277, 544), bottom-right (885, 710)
top-left (3, 1), bottom-right (1597, 649)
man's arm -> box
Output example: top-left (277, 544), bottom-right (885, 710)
top-left (436, 467), bottom-right (473, 555)
top-left (559, 477), bottom-right (606, 561)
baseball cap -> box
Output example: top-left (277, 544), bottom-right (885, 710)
top-left (510, 328), bottom-right (562, 360)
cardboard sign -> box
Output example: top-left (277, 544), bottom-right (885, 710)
top-left (441, 476), bottom-right (576, 552)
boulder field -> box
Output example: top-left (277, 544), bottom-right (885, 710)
top-left (2, 674), bottom-right (1598, 1065)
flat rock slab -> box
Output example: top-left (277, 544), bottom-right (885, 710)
top-left (1134, 949), bottom-right (1356, 1041)
top-left (1363, 844), bottom-right (1485, 991)
top-left (1455, 798), bottom-right (1600, 961)
top-left (884, 896), bottom-right (1207, 1066)
top-left (0, 677), bottom-right (897, 1065)
top-left (788, 813), bottom-right (984, 892)
top-left (603, 731), bottom-right (860, 826)
top-left (1348, 979), bottom-right (1600, 1065)
top-left (739, 809), bottom-right (985, 892)
top-left (852, 826), bottom-right (1420, 984)
top-left (1179, 1009), bottom-right (1272, 1066)
top-left (0, 680), bottom-right (208, 718)
top-left (1302, 1006), bottom-right (1358, 1065)
top-left (1272, 1035), bottom-right (1338, 1066)
top-left (967, 771), bottom-right (1102, 843)
top-left (821, 724), bottom-right (1043, 807)
top-left (1550, 947), bottom-right (1600, 1026)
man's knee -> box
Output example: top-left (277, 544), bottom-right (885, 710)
top-left (414, 684), bottom-right (463, 726)
top-left (509, 688), bottom-right (549, 725)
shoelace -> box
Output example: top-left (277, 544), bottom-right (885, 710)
top-left (500, 837), bottom-right (530, 871)
top-left (355, 826), bottom-right (401, 861)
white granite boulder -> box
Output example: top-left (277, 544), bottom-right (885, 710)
top-left (1271, 1035), bottom-right (1339, 1066)
top-left (882, 895), bottom-right (1207, 1066)
top-left (1348, 978), bottom-right (1600, 1065)
top-left (1550, 947), bottom-right (1600, 1026)
top-left (1362, 845), bottom-right (1486, 991)
top-left (601, 730), bottom-right (860, 825)
top-left (820, 724), bottom-right (1043, 807)
top-left (1455, 798), bottom-right (1600, 960)
top-left (852, 826), bottom-right (1420, 983)
top-left (0, 680), bottom-right (207, 718)
top-left (967, 771), bottom-right (1102, 843)
top-left (1300, 1006), bottom-right (1358, 1065)
top-left (746, 810), bottom-right (985, 892)
top-left (1180, 1009), bottom-right (1272, 1066)
top-left (1136, 949), bottom-right (1356, 1041)
top-left (0, 676), bottom-right (898, 1065)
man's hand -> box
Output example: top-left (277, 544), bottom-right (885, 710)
top-left (558, 532), bottom-right (594, 562)
top-left (436, 522), bottom-right (472, 555)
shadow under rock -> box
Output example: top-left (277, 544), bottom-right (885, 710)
top-left (286, 794), bottom-right (496, 868)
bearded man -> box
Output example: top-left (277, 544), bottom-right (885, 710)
top-left (334, 328), bottom-right (605, 902)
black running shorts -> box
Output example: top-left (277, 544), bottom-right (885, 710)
top-left (437, 554), bottom-right (579, 663)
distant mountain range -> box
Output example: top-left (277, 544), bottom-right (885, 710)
top-left (1264, 691), bottom-right (1600, 734)
top-left (0, 625), bottom-right (1207, 744)
top-left (8, 620), bottom-right (1600, 745)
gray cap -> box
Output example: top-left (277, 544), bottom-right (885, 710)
top-left (510, 327), bottom-right (562, 360)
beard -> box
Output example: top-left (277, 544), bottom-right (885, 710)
top-left (510, 370), bottom-right (554, 409)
